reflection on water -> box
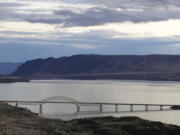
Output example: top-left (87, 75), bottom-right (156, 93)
top-left (41, 108), bottom-right (173, 121)
top-left (1, 80), bottom-right (180, 125)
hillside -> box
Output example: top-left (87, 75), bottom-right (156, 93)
top-left (12, 54), bottom-right (180, 81)
top-left (0, 62), bottom-right (22, 75)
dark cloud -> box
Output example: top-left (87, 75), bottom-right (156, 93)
top-left (93, 0), bottom-right (180, 9)
top-left (22, 0), bottom-right (180, 26)
top-left (27, 5), bottom-right (180, 26)
top-left (1, 0), bottom-right (180, 26)
top-left (0, 2), bottom-right (29, 21)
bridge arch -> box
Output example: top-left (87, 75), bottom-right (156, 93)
top-left (40, 96), bottom-right (80, 106)
top-left (38, 96), bottom-right (80, 114)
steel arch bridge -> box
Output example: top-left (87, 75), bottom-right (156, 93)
top-left (40, 96), bottom-right (80, 105)
top-left (39, 96), bottom-right (80, 114)
top-left (2, 96), bottom-right (175, 115)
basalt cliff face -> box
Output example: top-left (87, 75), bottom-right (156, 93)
top-left (12, 54), bottom-right (180, 81)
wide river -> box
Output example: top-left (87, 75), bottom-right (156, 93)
top-left (1, 80), bottom-right (180, 125)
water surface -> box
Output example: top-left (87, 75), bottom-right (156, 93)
top-left (0, 80), bottom-right (180, 125)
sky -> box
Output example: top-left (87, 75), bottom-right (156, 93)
top-left (1, 0), bottom-right (180, 62)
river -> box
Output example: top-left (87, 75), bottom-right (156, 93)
top-left (0, 80), bottom-right (180, 125)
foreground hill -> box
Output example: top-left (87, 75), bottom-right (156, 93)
top-left (0, 102), bottom-right (180, 135)
top-left (0, 62), bottom-right (22, 75)
top-left (12, 54), bottom-right (180, 81)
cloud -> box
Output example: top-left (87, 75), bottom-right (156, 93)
top-left (1, 0), bottom-right (180, 62)
top-left (1, 0), bottom-right (180, 27)
top-left (67, 44), bottom-right (96, 49)
top-left (50, 1), bottom-right (180, 27)
top-left (0, 1), bottom-right (27, 8)
top-left (2, 36), bottom-right (180, 62)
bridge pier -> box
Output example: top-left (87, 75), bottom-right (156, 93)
top-left (115, 104), bottom-right (118, 112)
top-left (130, 105), bottom-right (133, 112)
top-left (77, 105), bottom-right (80, 113)
top-left (99, 104), bottom-right (103, 113)
top-left (145, 105), bottom-right (148, 111)
top-left (39, 104), bottom-right (43, 114)
top-left (15, 101), bottom-right (18, 107)
top-left (160, 105), bottom-right (163, 111)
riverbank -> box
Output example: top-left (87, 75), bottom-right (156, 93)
top-left (0, 103), bottom-right (180, 135)
top-left (0, 77), bottom-right (29, 83)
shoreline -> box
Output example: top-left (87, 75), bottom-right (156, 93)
top-left (30, 78), bottom-right (180, 84)
top-left (0, 77), bottom-right (29, 83)
top-left (19, 72), bottom-right (180, 82)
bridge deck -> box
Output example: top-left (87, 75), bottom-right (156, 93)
top-left (0, 100), bottom-right (177, 106)
top-left (0, 100), bottom-right (178, 114)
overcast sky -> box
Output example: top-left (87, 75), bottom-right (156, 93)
top-left (1, 0), bottom-right (180, 62)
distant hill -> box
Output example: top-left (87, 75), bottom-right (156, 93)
top-left (0, 62), bottom-right (22, 75)
top-left (12, 54), bottom-right (180, 81)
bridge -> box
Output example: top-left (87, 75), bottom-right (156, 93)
top-left (0, 96), bottom-right (178, 114)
